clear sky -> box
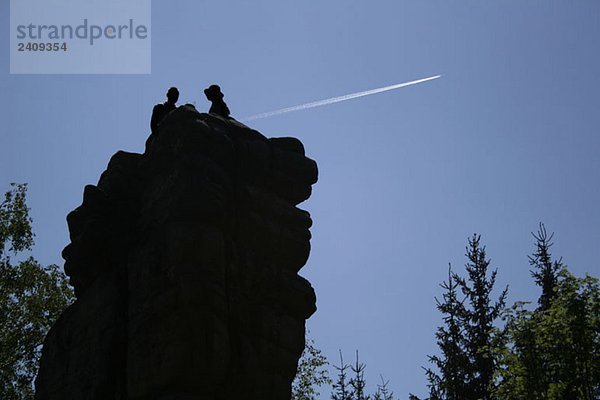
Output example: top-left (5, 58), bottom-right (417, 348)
top-left (2, 1), bottom-right (600, 398)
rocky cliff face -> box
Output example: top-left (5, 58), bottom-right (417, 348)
top-left (35, 106), bottom-right (318, 400)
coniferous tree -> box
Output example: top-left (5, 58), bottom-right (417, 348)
top-left (414, 235), bottom-right (507, 400)
top-left (499, 269), bottom-right (600, 399)
top-left (420, 266), bottom-right (470, 400)
top-left (373, 376), bottom-right (394, 400)
top-left (528, 223), bottom-right (562, 311)
top-left (331, 351), bottom-right (352, 400)
top-left (494, 224), bottom-right (564, 398)
top-left (414, 229), bottom-right (599, 400)
top-left (498, 227), bottom-right (600, 399)
top-left (456, 234), bottom-right (507, 400)
top-left (349, 351), bottom-right (369, 400)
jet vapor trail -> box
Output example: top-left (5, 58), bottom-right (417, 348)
top-left (242, 75), bottom-right (441, 121)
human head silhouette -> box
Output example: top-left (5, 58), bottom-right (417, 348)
top-left (204, 85), bottom-right (224, 102)
top-left (166, 87), bottom-right (179, 104)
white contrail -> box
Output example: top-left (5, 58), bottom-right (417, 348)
top-left (242, 75), bottom-right (441, 122)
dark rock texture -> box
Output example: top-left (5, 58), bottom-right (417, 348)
top-left (35, 106), bottom-right (318, 400)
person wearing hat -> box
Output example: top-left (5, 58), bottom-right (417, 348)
top-left (204, 84), bottom-right (231, 118)
top-left (150, 87), bottom-right (179, 134)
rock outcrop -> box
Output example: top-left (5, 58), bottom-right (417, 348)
top-left (35, 106), bottom-right (318, 400)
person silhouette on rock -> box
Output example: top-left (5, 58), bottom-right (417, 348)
top-left (204, 84), bottom-right (231, 118)
top-left (151, 87), bottom-right (179, 134)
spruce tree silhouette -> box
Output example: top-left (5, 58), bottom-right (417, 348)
top-left (529, 223), bottom-right (562, 311)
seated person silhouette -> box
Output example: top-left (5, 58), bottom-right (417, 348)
top-left (204, 84), bottom-right (231, 118)
top-left (150, 87), bottom-right (179, 134)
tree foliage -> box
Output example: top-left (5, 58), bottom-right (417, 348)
top-left (414, 227), bottom-right (599, 400)
top-left (457, 235), bottom-right (507, 399)
top-left (422, 265), bottom-right (470, 400)
top-left (373, 376), bottom-right (394, 400)
top-left (329, 350), bottom-right (394, 400)
top-left (331, 351), bottom-right (353, 400)
top-left (292, 334), bottom-right (332, 400)
top-left (0, 184), bottom-right (74, 400)
top-left (498, 270), bottom-right (600, 399)
top-left (528, 223), bottom-right (562, 311)
top-left (0, 183), bottom-right (34, 257)
top-left (497, 227), bottom-right (600, 399)
top-left (416, 235), bottom-right (507, 400)
top-left (349, 351), bottom-right (369, 400)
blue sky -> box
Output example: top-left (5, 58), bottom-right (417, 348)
top-left (2, 1), bottom-right (600, 398)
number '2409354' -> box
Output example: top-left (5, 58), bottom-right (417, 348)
top-left (17, 42), bottom-right (67, 51)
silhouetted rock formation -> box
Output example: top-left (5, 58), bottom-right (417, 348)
top-left (35, 106), bottom-right (318, 400)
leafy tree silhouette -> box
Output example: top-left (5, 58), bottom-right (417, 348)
top-left (0, 184), bottom-right (74, 400)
